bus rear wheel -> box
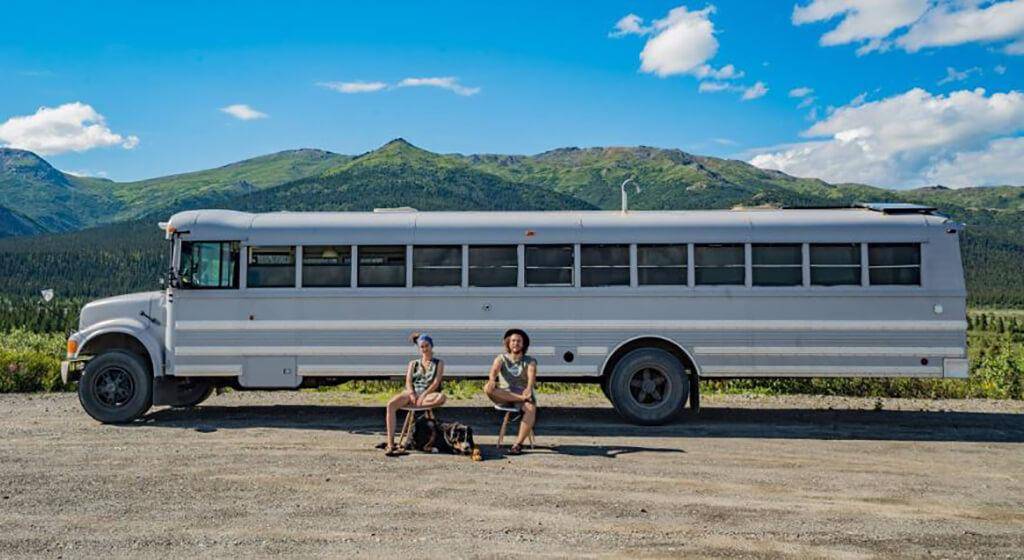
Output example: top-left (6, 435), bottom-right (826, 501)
top-left (78, 350), bottom-right (153, 424)
top-left (607, 348), bottom-right (689, 425)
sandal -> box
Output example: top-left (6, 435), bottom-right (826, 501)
top-left (383, 445), bottom-right (404, 457)
top-left (507, 444), bottom-right (523, 455)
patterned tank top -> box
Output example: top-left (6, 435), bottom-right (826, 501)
top-left (497, 353), bottom-right (535, 392)
top-left (410, 358), bottom-right (439, 394)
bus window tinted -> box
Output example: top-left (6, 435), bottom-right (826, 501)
top-left (811, 243), bottom-right (861, 286)
top-left (695, 244), bottom-right (744, 285)
top-left (638, 244), bottom-right (686, 285)
top-left (302, 245), bottom-right (351, 287)
top-left (526, 245), bottom-right (573, 286)
top-left (414, 246), bottom-right (462, 287)
top-left (581, 244), bottom-right (629, 287)
top-left (358, 246), bottom-right (406, 287)
top-left (247, 246), bottom-right (295, 288)
top-left (179, 241), bottom-right (239, 289)
top-left (752, 244), bottom-right (802, 286)
top-left (469, 246), bottom-right (517, 287)
top-left (869, 243), bottom-right (920, 285)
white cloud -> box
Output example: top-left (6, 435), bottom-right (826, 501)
top-left (797, 95), bottom-right (817, 108)
top-left (898, 0), bottom-right (1024, 53)
top-left (220, 104), bottom-right (268, 120)
top-left (995, 64), bottom-right (1008, 75)
top-left (317, 81), bottom-right (388, 93)
top-left (0, 102), bottom-right (139, 155)
top-left (749, 87), bottom-right (1024, 188)
top-left (637, 6), bottom-right (721, 77)
top-left (925, 136), bottom-right (1024, 186)
top-left (793, 0), bottom-right (1024, 55)
top-left (741, 81), bottom-right (769, 100)
top-left (849, 91), bottom-right (867, 106)
top-left (938, 66), bottom-right (981, 85)
top-left (610, 13), bottom-right (648, 37)
top-left (696, 63), bottom-right (744, 80)
top-left (713, 137), bottom-right (739, 146)
top-left (789, 86), bottom-right (814, 97)
top-left (698, 81), bottom-right (733, 93)
top-left (396, 77), bottom-right (480, 96)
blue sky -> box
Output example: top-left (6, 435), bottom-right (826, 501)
top-left (2, 1), bottom-right (1024, 188)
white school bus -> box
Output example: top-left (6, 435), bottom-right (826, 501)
top-left (62, 205), bottom-right (968, 425)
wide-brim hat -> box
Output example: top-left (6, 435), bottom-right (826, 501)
top-left (502, 328), bottom-right (530, 351)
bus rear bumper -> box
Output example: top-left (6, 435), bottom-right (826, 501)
top-left (943, 358), bottom-right (969, 378)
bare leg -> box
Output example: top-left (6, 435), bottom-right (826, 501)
top-left (484, 383), bottom-right (525, 405)
top-left (514, 401), bottom-right (537, 447)
top-left (385, 393), bottom-right (412, 449)
top-left (418, 392), bottom-right (446, 408)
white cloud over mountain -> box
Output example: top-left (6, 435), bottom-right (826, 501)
top-left (749, 88), bottom-right (1024, 188)
top-left (0, 102), bottom-right (138, 155)
top-left (793, 0), bottom-right (1024, 55)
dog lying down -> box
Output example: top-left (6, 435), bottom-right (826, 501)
top-left (379, 415), bottom-right (482, 461)
top-left (413, 416), bottom-right (481, 460)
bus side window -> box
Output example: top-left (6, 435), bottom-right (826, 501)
top-left (248, 246), bottom-right (296, 288)
top-left (581, 244), bottom-right (629, 287)
top-left (525, 245), bottom-right (574, 287)
top-left (810, 243), bottom-right (861, 286)
top-left (637, 244), bottom-right (687, 285)
top-left (413, 246), bottom-right (462, 287)
top-left (302, 245), bottom-right (351, 287)
top-left (752, 244), bottom-right (802, 286)
top-left (468, 246), bottom-right (517, 287)
top-left (179, 241), bottom-right (239, 289)
top-left (868, 243), bottom-right (920, 285)
top-left (358, 245), bottom-right (406, 287)
top-left (694, 244), bottom-right (744, 285)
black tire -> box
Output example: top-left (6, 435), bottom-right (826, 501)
top-left (170, 382), bottom-right (214, 408)
top-left (78, 350), bottom-right (153, 423)
top-left (607, 348), bottom-right (690, 425)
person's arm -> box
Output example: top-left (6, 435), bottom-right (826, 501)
top-left (425, 360), bottom-right (444, 394)
top-left (484, 356), bottom-right (501, 392)
top-left (521, 358), bottom-right (538, 401)
top-left (405, 361), bottom-right (417, 405)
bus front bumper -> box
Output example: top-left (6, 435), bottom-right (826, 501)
top-left (61, 359), bottom-right (85, 384)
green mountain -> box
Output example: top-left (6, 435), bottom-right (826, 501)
top-left (0, 139), bottom-right (1022, 308)
top-left (0, 147), bottom-right (350, 233)
top-left (0, 205), bottom-right (44, 237)
top-left (215, 139), bottom-right (596, 212)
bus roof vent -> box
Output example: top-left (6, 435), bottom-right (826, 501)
top-left (373, 207), bottom-right (419, 213)
top-left (856, 202), bottom-right (938, 215)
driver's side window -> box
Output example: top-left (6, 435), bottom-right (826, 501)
top-left (179, 241), bottom-right (239, 289)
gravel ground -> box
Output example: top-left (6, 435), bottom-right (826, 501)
top-left (1, 391), bottom-right (1023, 559)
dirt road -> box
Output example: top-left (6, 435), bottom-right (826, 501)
top-left (1, 391), bottom-right (1022, 559)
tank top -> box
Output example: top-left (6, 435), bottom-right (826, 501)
top-left (497, 353), bottom-right (535, 392)
top-left (410, 358), bottom-right (439, 394)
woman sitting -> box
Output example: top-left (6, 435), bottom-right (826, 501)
top-left (484, 328), bottom-right (537, 455)
top-left (384, 333), bottom-right (446, 456)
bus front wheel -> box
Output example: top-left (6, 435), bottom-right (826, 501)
top-left (607, 348), bottom-right (689, 425)
top-left (78, 350), bottom-right (153, 424)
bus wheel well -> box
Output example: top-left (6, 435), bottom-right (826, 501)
top-left (601, 337), bottom-right (698, 380)
top-left (81, 333), bottom-right (153, 375)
